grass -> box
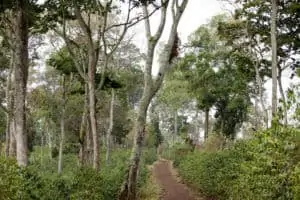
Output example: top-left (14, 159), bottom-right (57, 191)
top-left (138, 164), bottom-right (161, 200)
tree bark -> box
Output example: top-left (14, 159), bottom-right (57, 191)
top-left (9, 119), bottom-right (16, 157)
top-left (204, 108), bottom-right (209, 140)
top-left (58, 75), bottom-right (66, 174)
top-left (118, 92), bottom-right (152, 200)
top-left (88, 53), bottom-right (99, 170)
top-left (271, 0), bottom-right (278, 119)
top-left (14, 0), bottom-right (29, 166)
top-left (278, 68), bottom-right (288, 126)
top-left (46, 121), bottom-right (52, 159)
top-left (173, 110), bottom-right (178, 145)
top-left (79, 83), bottom-right (88, 166)
top-left (106, 88), bottom-right (115, 165)
top-left (118, 1), bottom-right (188, 199)
top-left (5, 55), bottom-right (14, 157)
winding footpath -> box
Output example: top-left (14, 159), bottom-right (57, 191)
top-left (152, 160), bottom-right (202, 200)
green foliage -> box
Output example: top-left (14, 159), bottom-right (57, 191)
top-left (143, 148), bottom-right (157, 165)
top-left (174, 126), bottom-right (300, 200)
top-left (229, 127), bottom-right (300, 200)
top-left (0, 149), bottom-right (150, 200)
top-left (0, 157), bottom-right (21, 200)
top-left (177, 149), bottom-right (241, 199)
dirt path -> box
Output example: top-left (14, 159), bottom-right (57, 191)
top-left (152, 160), bottom-right (200, 200)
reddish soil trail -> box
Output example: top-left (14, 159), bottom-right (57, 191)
top-left (152, 160), bottom-right (200, 200)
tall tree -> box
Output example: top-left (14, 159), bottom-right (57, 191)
top-left (45, 0), bottom-right (147, 170)
top-left (118, 0), bottom-right (189, 199)
top-left (271, 0), bottom-right (278, 119)
top-left (13, 0), bottom-right (30, 166)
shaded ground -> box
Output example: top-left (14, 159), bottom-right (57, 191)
top-left (152, 160), bottom-right (201, 200)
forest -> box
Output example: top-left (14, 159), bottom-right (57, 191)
top-left (0, 0), bottom-right (300, 200)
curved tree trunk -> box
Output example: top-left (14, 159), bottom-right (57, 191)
top-left (118, 1), bottom-right (188, 199)
top-left (118, 92), bottom-right (152, 200)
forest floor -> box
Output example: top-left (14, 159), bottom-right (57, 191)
top-left (152, 159), bottom-right (204, 200)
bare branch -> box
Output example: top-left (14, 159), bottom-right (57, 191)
top-left (53, 24), bottom-right (86, 79)
top-left (73, 3), bottom-right (94, 50)
top-left (105, 7), bottom-right (159, 31)
top-left (143, 5), bottom-right (151, 38)
top-left (153, 0), bottom-right (168, 42)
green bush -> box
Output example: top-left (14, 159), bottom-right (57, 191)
top-left (143, 148), bottom-right (157, 165)
top-left (0, 148), bottom-right (149, 200)
top-left (177, 150), bottom-right (241, 199)
top-left (0, 157), bottom-right (21, 200)
top-left (175, 126), bottom-right (300, 200)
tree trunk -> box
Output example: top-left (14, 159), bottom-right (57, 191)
top-left (9, 119), bottom-right (16, 157)
top-left (271, 0), bottom-right (278, 119)
top-left (46, 121), bottom-right (52, 159)
top-left (58, 75), bottom-right (66, 174)
top-left (204, 108), bottom-right (209, 140)
top-left (118, 93), bottom-right (151, 200)
top-left (278, 68), bottom-right (288, 126)
top-left (40, 130), bottom-right (44, 166)
top-left (106, 88), bottom-right (115, 165)
top-left (5, 57), bottom-right (14, 157)
top-left (79, 83), bottom-right (88, 166)
top-left (86, 112), bottom-right (93, 165)
top-left (14, 0), bottom-right (29, 166)
top-left (87, 50), bottom-right (99, 170)
top-left (118, 1), bottom-right (188, 199)
top-left (173, 110), bottom-right (177, 145)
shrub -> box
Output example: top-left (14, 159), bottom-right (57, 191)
top-left (143, 148), bottom-right (157, 165)
top-left (0, 157), bottom-right (21, 200)
top-left (228, 127), bottom-right (300, 200)
top-left (175, 127), bottom-right (300, 200)
top-left (0, 149), bottom-right (151, 200)
top-left (177, 150), bottom-right (242, 199)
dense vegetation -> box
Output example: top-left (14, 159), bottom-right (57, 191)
top-left (0, 0), bottom-right (299, 199)
top-left (170, 126), bottom-right (300, 200)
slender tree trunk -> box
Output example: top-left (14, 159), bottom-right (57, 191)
top-left (46, 121), bottom-right (52, 159)
top-left (87, 50), bottom-right (99, 170)
top-left (9, 119), bottom-right (16, 156)
top-left (14, 0), bottom-right (29, 166)
top-left (278, 68), bottom-right (288, 125)
top-left (173, 110), bottom-right (177, 145)
top-left (85, 113), bottom-right (93, 165)
top-left (5, 58), bottom-right (14, 157)
top-left (106, 89), bottom-right (115, 165)
top-left (204, 108), bottom-right (209, 140)
top-left (58, 75), bottom-right (66, 174)
top-left (79, 83), bottom-right (88, 166)
top-left (40, 130), bottom-right (44, 166)
top-left (271, 0), bottom-right (278, 119)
